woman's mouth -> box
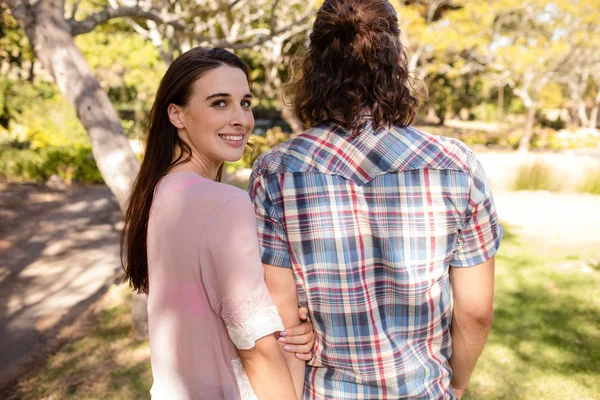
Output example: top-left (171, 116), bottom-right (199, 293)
top-left (218, 134), bottom-right (245, 147)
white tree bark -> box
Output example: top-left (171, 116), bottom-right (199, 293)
top-left (7, 0), bottom-right (140, 212)
top-left (589, 86), bottom-right (600, 130)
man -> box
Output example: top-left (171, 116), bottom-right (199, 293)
top-left (247, 1), bottom-right (501, 398)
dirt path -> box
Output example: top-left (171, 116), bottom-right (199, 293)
top-left (0, 183), bottom-right (122, 386)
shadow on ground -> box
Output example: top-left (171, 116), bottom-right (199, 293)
top-left (0, 183), bottom-right (123, 388)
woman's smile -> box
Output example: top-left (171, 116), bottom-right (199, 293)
top-left (218, 133), bottom-right (246, 147)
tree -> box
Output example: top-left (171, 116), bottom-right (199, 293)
top-left (392, 0), bottom-right (496, 123)
top-left (557, 1), bottom-right (600, 129)
top-left (487, 0), bottom-right (600, 151)
top-left (3, 0), bottom-right (178, 338)
top-left (5, 0), bottom-right (141, 209)
top-left (117, 0), bottom-right (317, 133)
top-left (4, 0), bottom-right (317, 338)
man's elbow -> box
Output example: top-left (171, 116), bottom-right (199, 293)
top-left (475, 308), bottom-right (494, 330)
top-left (455, 305), bottom-right (494, 331)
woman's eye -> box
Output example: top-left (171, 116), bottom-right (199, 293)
top-left (241, 100), bottom-right (252, 108)
top-left (212, 100), bottom-right (227, 107)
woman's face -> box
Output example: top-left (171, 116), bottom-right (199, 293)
top-left (170, 65), bottom-right (254, 169)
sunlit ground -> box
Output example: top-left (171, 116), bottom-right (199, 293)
top-left (5, 225), bottom-right (599, 400)
top-left (465, 224), bottom-right (600, 400)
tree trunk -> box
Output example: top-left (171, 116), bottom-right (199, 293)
top-left (497, 84), bottom-right (504, 120)
top-left (7, 0), bottom-right (140, 212)
top-left (281, 102), bottom-right (304, 135)
top-left (589, 88), bottom-right (600, 130)
top-left (577, 101), bottom-right (589, 128)
top-left (7, 0), bottom-right (146, 336)
top-left (518, 104), bottom-right (536, 153)
top-left (590, 106), bottom-right (599, 130)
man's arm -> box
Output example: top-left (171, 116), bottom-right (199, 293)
top-left (264, 264), bottom-right (306, 399)
top-left (238, 334), bottom-right (298, 400)
top-left (449, 256), bottom-right (495, 399)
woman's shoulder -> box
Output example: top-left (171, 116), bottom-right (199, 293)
top-left (186, 179), bottom-right (252, 215)
top-left (154, 174), bottom-right (251, 213)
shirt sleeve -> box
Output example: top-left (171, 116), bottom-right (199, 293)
top-left (247, 168), bottom-right (292, 268)
top-left (450, 153), bottom-right (502, 267)
top-left (201, 193), bottom-right (284, 350)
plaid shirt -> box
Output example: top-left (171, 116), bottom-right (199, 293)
top-left (248, 121), bottom-right (502, 400)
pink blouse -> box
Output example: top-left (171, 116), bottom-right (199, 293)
top-left (146, 173), bottom-right (284, 399)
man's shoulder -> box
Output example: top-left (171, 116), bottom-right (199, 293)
top-left (253, 125), bottom-right (332, 176)
top-left (252, 124), bottom-right (478, 178)
top-left (395, 125), bottom-right (476, 174)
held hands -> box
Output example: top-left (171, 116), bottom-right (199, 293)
top-left (279, 307), bottom-right (315, 361)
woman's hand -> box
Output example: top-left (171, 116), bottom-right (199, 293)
top-left (279, 307), bottom-right (315, 361)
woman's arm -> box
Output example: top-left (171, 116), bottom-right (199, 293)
top-left (238, 335), bottom-right (298, 400)
top-left (264, 264), bottom-right (306, 399)
top-left (200, 194), bottom-right (298, 399)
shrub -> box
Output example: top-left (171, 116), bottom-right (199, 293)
top-left (512, 161), bottom-right (564, 192)
top-left (578, 168), bottom-right (600, 195)
top-left (548, 129), bottom-right (600, 150)
top-left (0, 147), bottom-right (45, 181)
top-left (0, 145), bottom-right (103, 184)
top-left (226, 127), bottom-right (289, 171)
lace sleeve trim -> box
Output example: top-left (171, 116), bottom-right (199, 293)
top-left (218, 278), bottom-right (284, 350)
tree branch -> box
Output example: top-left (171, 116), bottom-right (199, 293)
top-left (68, 5), bottom-right (184, 36)
top-left (270, 0), bottom-right (281, 31)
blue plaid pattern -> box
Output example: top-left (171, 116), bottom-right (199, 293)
top-left (248, 121), bottom-right (502, 399)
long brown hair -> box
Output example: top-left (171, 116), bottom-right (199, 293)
top-left (121, 48), bottom-right (250, 294)
top-left (285, 0), bottom-right (419, 131)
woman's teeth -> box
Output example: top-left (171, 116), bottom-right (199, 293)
top-left (220, 135), bottom-right (243, 141)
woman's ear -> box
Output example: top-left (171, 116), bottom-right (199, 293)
top-left (168, 104), bottom-right (185, 129)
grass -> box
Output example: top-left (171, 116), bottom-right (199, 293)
top-left (463, 225), bottom-right (600, 400)
top-left (512, 161), bottom-right (565, 192)
top-left (5, 285), bottom-right (152, 400)
top-left (5, 227), bottom-right (599, 400)
top-left (577, 167), bottom-right (600, 195)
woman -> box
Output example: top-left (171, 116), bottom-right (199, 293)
top-left (247, 1), bottom-right (501, 399)
top-left (121, 47), bottom-right (313, 399)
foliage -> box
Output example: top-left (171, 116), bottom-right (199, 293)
top-left (3, 0), bottom-right (600, 187)
top-left (512, 161), bottom-right (564, 192)
top-left (74, 25), bottom-right (165, 138)
top-left (0, 146), bottom-right (103, 184)
top-left (533, 128), bottom-right (600, 150)
top-left (577, 167), bottom-right (600, 195)
top-left (0, 94), bottom-right (103, 183)
top-left (227, 127), bottom-right (290, 171)
top-left (0, 76), bottom-right (58, 128)
top-left (0, 1), bottom-right (35, 80)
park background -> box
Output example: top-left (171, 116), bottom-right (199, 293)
top-left (0, 0), bottom-right (599, 399)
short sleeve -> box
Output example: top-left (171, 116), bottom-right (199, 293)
top-left (450, 154), bottom-right (502, 267)
top-left (201, 194), bottom-right (284, 350)
top-left (247, 168), bottom-right (292, 268)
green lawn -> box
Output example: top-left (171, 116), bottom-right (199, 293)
top-left (6, 226), bottom-right (599, 399)
top-left (464, 226), bottom-right (600, 400)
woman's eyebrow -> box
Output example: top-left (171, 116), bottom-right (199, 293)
top-left (205, 92), bottom-right (230, 100)
top-left (205, 93), bottom-right (253, 100)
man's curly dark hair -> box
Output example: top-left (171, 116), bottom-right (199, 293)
top-left (285, 0), bottom-right (420, 132)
